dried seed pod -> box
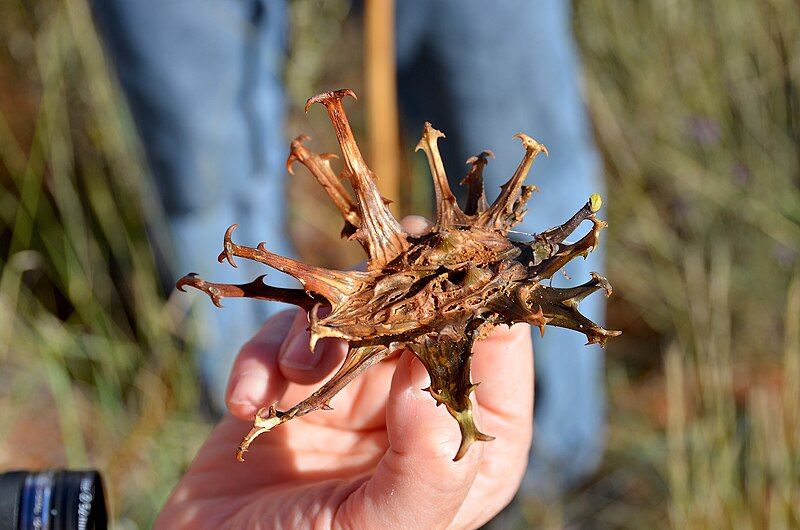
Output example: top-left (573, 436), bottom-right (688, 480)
top-left (177, 89), bottom-right (621, 462)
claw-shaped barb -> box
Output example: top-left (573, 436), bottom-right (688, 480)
top-left (533, 215), bottom-right (608, 281)
top-left (416, 122), bottom-right (467, 228)
top-left (212, 224), bottom-right (367, 305)
top-left (176, 273), bottom-right (221, 305)
top-left (462, 150), bottom-right (494, 215)
top-left (217, 224), bottom-right (240, 268)
top-left (304, 88), bottom-right (358, 113)
top-left (286, 134), bottom-right (360, 237)
top-left (529, 304), bottom-right (547, 337)
top-left (538, 194), bottom-right (603, 247)
top-left (176, 273), bottom-right (317, 310)
top-left (526, 273), bottom-right (621, 346)
top-left (305, 89), bottom-right (409, 269)
top-left (237, 405), bottom-right (284, 462)
top-left (409, 328), bottom-right (495, 461)
top-left (178, 88), bottom-right (620, 463)
top-left (480, 133), bottom-right (548, 230)
top-left (236, 344), bottom-right (391, 461)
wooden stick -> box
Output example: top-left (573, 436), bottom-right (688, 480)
top-left (364, 0), bottom-right (401, 212)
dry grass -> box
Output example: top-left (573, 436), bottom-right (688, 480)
top-left (520, 1), bottom-right (800, 527)
top-left (0, 1), bottom-right (208, 526)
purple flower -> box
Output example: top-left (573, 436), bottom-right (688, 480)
top-left (686, 117), bottom-right (722, 146)
top-left (731, 163), bottom-right (749, 187)
top-left (773, 243), bottom-right (798, 270)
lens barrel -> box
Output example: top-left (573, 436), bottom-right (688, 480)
top-left (0, 470), bottom-right (107, 530)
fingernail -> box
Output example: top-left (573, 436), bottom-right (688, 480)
top-left (407, 355), bottom-right (431, 399)
top-left (280, 332), bottom-right (322, 371)
top-left (401, 215), bottom-right (433, 236)
top-left (229, 369), bottom-right (269, 405)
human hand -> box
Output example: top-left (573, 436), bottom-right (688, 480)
top-left (155, 306), bottom-right (533, 529)
top-left (157, 214), bottom-right (534, 529)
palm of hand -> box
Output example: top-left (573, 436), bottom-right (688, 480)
top-left (156, 308), bottom-right (533, 530)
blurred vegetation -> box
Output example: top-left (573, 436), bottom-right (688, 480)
top-left (0, 0), bottom-right (798, 528)
top-left (0, 0), bottom-right (208, 526)
top-left (541, 0), bottom-right (800, 527)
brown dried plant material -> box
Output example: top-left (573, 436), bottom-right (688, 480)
top-left (177, 89), bottom-right (621, 462)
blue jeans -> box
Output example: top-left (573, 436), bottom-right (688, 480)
top-left (92, 0), bottom-right (604, 494)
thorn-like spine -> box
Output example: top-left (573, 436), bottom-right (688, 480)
top-left (415, 122), bottom-right (467, 228)
top-left (480, 134), bottom-right (548, 230)
top-left (304, 89), bottom-right (409, 268)
top-left (462, 150), bottom-right (493, 215)
top-left (217, 224), bottom-right (240, 268)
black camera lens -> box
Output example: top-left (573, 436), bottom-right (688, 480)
top-left (0, 469), bottom-right (107, 530)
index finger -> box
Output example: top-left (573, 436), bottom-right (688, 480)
top-left (225, 309), bottom-right (296, 420)
top-left (471, 323), bottom-right (535, 425)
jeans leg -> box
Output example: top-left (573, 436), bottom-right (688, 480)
top-left (397, 0), bottom-right (606, 494)
top-left (235, 0), bottom-right (295, 325)
top-left (91, 0), bottom-right (291, 411)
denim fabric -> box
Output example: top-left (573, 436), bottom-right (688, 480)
top-left (396, 0), bottom-right (605, 493)
top-left (90, 0), bottom-right (293, 407)
top-left (92, 0), bottom-right (604, 493)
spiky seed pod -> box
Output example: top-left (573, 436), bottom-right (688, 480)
top-left (177, 89), bottom-right (621, 462)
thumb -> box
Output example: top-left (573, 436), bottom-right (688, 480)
top-left (332, 351), bottom-right (480, 529)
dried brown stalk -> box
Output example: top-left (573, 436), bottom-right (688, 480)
top-left (177, 89), bottom-right (621, 462)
